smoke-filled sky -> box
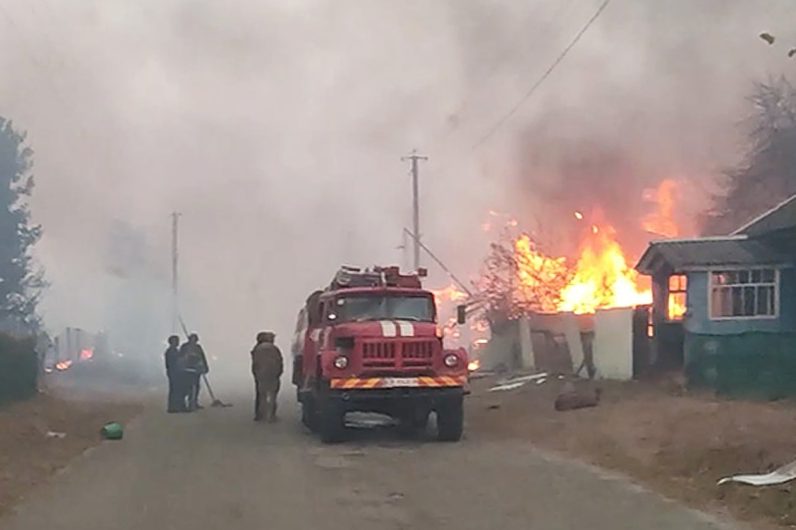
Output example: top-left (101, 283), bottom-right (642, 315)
top-left (0, 0), bottom-right (794, 373)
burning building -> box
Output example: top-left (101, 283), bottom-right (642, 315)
top-left (453, 179), bottom-right (697, 378)
top-left (636, 193), bottom-right (796, 398)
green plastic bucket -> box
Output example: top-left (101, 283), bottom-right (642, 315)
top-left (100, 422), bottom-right (124, 440)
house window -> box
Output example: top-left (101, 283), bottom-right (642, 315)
top-left (667, 275), bottom-right (687, 321)
top-left (710, 269), bottom-right (778, 319)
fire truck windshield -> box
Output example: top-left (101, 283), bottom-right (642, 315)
top-left (333, 295), bottom-right (434, 323)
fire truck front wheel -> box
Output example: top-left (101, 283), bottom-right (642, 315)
top-left (301, 399), bottom-right (317, 432)
top-left (318, 399), bottom-right (345, 444)
top-left (436, 396), bottom-right (464, 442)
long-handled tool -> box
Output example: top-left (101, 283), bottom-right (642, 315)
top-left (201, 373), bottom-right (231, 407)
top-left (178, 316), bottom-right (232, 408)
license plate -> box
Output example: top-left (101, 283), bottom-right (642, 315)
top-left (381, 377), bottom-right (419, 388)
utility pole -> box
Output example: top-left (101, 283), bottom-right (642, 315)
top-left (171, 212), bottom-right (181, 334)
top-left (401, 150), bottom-right (428, 271)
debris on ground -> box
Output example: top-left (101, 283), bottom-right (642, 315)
top-left (45, 431), bottom-right (66, 439)
top-left (489, 372), bottom-right (547, 392)
top-left (718, 459), bottom-right (796, 487)
top-left (489, 381), bottom-right (526, 392)
top-left (554, 381), bottom-right (601, 412)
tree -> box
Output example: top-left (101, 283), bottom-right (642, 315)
top-left (702, 78), bottom-right (796, 235)
top-left (476, 227), bottom-right (570, 322)
top-left (0, 118), bottom-right (44, 334)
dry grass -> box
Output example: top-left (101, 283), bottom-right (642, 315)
top-left (468, 376), bottom-right (796, 529)
top-left (0, 390), bottom-right (141, 516)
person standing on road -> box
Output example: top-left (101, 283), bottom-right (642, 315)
top-left (180, 333), bottom-right (209, 411)
top-left (164, 335), bottom-right (187, 413)
top-left (251, 331), bottom-right (283, 422)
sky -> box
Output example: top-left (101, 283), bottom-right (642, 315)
top-left (0, 0), bottom-right (794, 376)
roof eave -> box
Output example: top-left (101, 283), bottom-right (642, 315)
top-left (731, 193), bottom-right (796, 236)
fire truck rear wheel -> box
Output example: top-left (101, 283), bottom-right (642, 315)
top-left (436, 397), bottom-right (464, 442)
top-left (319, 400), bottom-right (345, 444)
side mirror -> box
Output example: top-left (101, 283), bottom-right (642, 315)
top-left (456, 304), bottom-right (467, 325)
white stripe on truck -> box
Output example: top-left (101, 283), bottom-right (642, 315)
top-left (398, 322), bottom-right (415, 337)
top-left (379, 321), bottom-right (397, 337)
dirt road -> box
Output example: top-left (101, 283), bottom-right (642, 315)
top-left (1, 389), bottom-right (738, 530)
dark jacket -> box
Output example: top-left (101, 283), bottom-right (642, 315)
top-left (164, 346), bottom-right (181, 375)
top-left (251, 342), bottom-right (283, 387)
top-left (180, 342), bottom-right (209, 374)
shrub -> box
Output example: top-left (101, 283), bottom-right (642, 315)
top-left (0, 334), bottom-right (37, 404)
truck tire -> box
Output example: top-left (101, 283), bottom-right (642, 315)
top-left (318, 399), bottom-right (345, 444)
top-left (397, 409), bottom-right (429, 437)
top-left (413, 410), bottom-right (430, 431)
top-left (436, 396), bottom-right (464, 442)
top-left (301, 399), bottom-right (317, 432)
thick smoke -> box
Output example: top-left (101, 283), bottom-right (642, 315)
top-left (0, 1), bottom-right (794, 383)
top-left (433, 0), bottom-right (796, 257)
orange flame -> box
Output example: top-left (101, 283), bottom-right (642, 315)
top-left (432, 284), bottom-right (469, 304)
top-left (668, 295), bottom-right (687, 320)
top-left (511, 224), bottom-right (651, 315)
top-left (643, 179), bottom-right (680, 238)
top-left (431, 284), bottom-right (469, 341)
top-left (513, 235), bottom-right (569, 313)
top-left (55, 360), bottom-right (73, 371)
top-left (558, 224), bottom-right (651, 314)
top-left (667, 274), bottom-right (687, 320)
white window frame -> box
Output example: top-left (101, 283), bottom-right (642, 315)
top-left (707, 267), bottom-right (779, 321)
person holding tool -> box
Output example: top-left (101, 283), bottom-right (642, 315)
top-left (180, 333), bottom-right (209, 411)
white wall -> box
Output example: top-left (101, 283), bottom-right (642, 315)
top-left (593, 307), bottom-right (634, 380)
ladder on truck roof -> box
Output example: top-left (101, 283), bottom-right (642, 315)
top-left (329, 265), bottom-right (427, 290)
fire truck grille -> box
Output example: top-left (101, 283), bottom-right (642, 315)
top-left (361, 341), bottom-right (435, 369)
top-left (401, 341), bottom-right (434, 368)
top-left (362, 342), bottom-right (397, 368)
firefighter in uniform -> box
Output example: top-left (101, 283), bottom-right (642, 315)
top-left (251, 331), bottom-right (283, 422)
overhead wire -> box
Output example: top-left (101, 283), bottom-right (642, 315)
top-left (432, 0), bottom-right (577, 149)
top-left (468, 0), bottom-right (612, 152)
top-left (425, 0), bottom-right (612, 190)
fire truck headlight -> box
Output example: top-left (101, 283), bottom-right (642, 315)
top-left (333, 356), bottom-right (349, 369)
top-left (444, 354), bottom-right (459, 368)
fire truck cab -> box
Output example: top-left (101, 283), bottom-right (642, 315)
top-left (292, 266), bottom-right (468, 443)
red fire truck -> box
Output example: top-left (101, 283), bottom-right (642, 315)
top-left (291, 266), bottom-right (468, 443)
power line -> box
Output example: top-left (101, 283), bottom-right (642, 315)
top-left (403, 228), bottom-right (473, 297)
top-left (434, 0), bottom-right (577, 149)
top-left (469, 0), bottom-right (612, 152)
